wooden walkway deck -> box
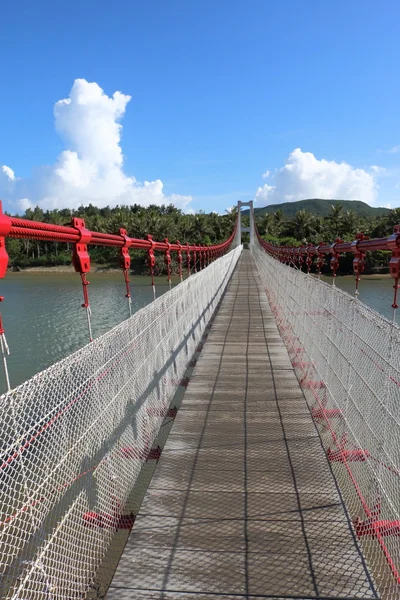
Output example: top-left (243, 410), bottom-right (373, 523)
top-left (106, 251), bottom-right (377, 600)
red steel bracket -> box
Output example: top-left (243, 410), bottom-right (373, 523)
top-left (119, 228), bottom-right (132, 299)
top-left (164, 237), bottom-right (172, 282)
top-left (316, 242), bottom-right (325, 276)
top-left (0, 201), bottom-right (12, 281)
top-left (176, 240), bottom-right (183, 280)
top-left (351, 232), bottom-right (369, 295)
top-left (306, 246), bottom-right (314, 274)
top-left (330, 238), bottom-right (343, 281)
top-left (145, 234), bottom-right (156, 269)
top-left (71, 217), bottom-right (92, 308)
top-left (186, 243), bottom-right (191, 275)
top-left (388, 225), bottom-right (400, 309)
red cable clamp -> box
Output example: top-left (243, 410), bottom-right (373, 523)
top-left (145, 234), bottom-right (156, 270)
top-left (330, 238), bottom-right (343, 280)
top-left (176, 240), bottom-right (183, 280)
top-left (0, 201), bottom-right (12, 281)
top-left (299, 246), bottom-right (306, 270)
top-left (145, 234), bottom-right (157, 296)
top-left (351, 232), bottom-right (369, 294)
top-left (316, 242), bottom-right (325, 276)
top-left (186, 243), bottom-right (191, 275)
top-left (388, 225), bottom-right (400, 309)
top-left (164, 238), bottom-right (172, 283)
top-left (193, 247), bottom-right (197, 272)
top-left (71, 217), bottom-right (91, 308)
top-left (119, 228), bottom-right (132, 298)
top-left (305, 246), bottom-right (314, 274)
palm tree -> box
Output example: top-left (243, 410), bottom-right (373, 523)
top-left (259, 213), bottom-right (275, 236)
top-left (328, 204), bottom-right (344, 237)
top-left (290, 210), bottom-right (316, 242)
top-left (274, 209), bottom-right (286, 234)
top-left (341, 211), bottom-right (359, 238)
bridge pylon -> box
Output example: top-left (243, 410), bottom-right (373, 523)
top-left (236, 200), bottom-right (254, 246)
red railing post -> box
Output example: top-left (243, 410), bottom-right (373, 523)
top-left (71, 217), bottom-right (93, 342)
top-left (0, 202), bottom-right (12, 390)
top-left (388, 225), bottom-right (400, 321)
top-left (186, 243), bottom-right (191, 276)
top-left (316, 243), bottom-right (325, 278)
top-left (164, 238), bottom-right (172, 290)
top-left (176, 240), bottom-right (183, 282)
top-left (193, 247), bottom-right (197, 273)
top-left (306, 246), bottom-right (314, 274)
top-left (330, 238), bottom-right (343, 285)
top-left (145, 234), bottom-right (157, 300)
top-left (351, 232), bottom-right (368, 298)
top-left (119, 228), bottom-right (132, 316)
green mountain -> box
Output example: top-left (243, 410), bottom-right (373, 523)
top-left (243, 199), bottom-right (390, 218)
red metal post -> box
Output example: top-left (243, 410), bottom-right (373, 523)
top-left (193, 247), bottom-right (197, 273)
top-left (119, 228), bottom-right (132, 316)
top-left (316, 243), bottom-right (325, 278)
top-left (330, 239), bottom-right (343, 284)
top-left (176, 240), bottom-right (183, 282)
top-left (186, 243), bottom-right (191, 276)
top-left (164, 238), bottom-right (172, 289)
top-left (388, 225), bottom-right (400, 320)
top-left (71, 217), bottom-right (93, 342)
top-left (351, 232), bottom-right (368, 297)
top-left (145, 234), bottom-right (157, 300)
top-left (306, 246), bottom-right (314, 274)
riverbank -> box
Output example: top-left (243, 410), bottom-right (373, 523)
top-left (9, 265), bottom-right (392, 280)
top-left (10, 264), bottom-right (121, 274)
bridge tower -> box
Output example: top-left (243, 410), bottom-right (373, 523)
top-left (236, 200), bottom-right (255, 246)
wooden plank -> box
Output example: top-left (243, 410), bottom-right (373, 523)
top-left (106, 251), bottom-right (378, 600)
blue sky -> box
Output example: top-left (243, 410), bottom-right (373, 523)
top-left (1, 0), bottom-right (400, 214)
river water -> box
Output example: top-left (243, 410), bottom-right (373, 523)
top-left (0, 273), bottom-right (176, 395)
top-left (0, 271), bottom-right (395, 395)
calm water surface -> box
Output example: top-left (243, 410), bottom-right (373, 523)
top-left (0, 271), bottom-right (395, 394)
top-left (0, 273), bottom-right (176, 394)
top-left (321, 274), bottom-right (395, 320)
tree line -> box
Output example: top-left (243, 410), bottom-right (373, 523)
top-left (256, 203), bottom-right (400, 273)
top-left (6, 202), bottom-right (400, 274)
top-left (6, 204), bottom-right (237, 272)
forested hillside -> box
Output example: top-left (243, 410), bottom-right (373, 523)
top-left (244, 198), bottom-right (390, 218)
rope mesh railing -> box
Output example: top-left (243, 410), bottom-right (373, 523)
top-left (0, 245), bottom-right (242, 599)
top-left (251, 237), bottom-right (400, 599)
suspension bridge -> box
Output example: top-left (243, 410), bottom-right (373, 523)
top-left (0, 200), bottom-right (400, 599)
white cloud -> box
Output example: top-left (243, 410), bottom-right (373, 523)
top-left (370, 165), bottom-right (386, 174)
top-left (262, 170), bottom-right (270, 179)
top-left (388, 145), bottom-right (400, 154)
top-left (255, 148), bottom-right (378, 207)
top-left (2, 165), bottom-right (15, 181)
top-left (1, 79), bottom-right (192, 212)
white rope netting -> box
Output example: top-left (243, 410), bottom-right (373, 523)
top-left (0, 245), bottom-right (242, 600)
top-left (251, 240), bottom-right (400, 598)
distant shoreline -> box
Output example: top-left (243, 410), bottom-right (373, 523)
top-left (9, 265), bottom-right (120, 274)
top-left (7, 265), bottom-right (179, 278)
top-left (7, 265), bottom-right (391, 280)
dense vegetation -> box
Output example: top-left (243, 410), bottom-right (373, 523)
top-left (256, 202), bottom-right (400, 273)
top-left (6, 204), bottom-right (236, 272)
top-left (6, 200), bottom-right (400, 274)
top-left (244, 198), bottom-right (390, 218)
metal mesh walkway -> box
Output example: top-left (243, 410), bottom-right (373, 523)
top-left (106, 251), bottom-right (377, 599)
